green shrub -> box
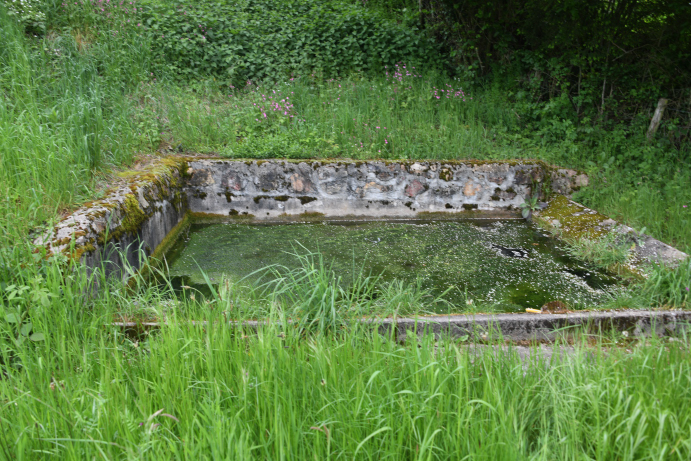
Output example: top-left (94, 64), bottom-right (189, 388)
top-left (140, 0), bottom-right (441, 84)
top-left (4, 0), bottom-right (45, 35)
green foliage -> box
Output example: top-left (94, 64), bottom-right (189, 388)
top-left (643, 260), bottom-right (691, 308)
top-left (564, 232), bottom-right (633, 271)
top-left (519, 191), bottom-right (540, 220)
top-left (140, 0), bottom-right (441, 84)
top-left (228, 132), bottom-right (342, 159)
top-left (361, 0), bottom-right (691, 154)
top-left (4, 309), bottom-right (45, 345)
top-left (4, 0), bottom-right (45, 34)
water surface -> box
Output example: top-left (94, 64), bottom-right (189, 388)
top-left (166, 219), bottom-right (621, 312)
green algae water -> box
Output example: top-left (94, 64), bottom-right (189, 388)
top-left (166, 219), bottom-right (621, 312)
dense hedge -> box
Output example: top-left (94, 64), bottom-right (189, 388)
top-left (141, 0), bottom-right (441, 84)
top-left (366, 0), bottom-right (691, 130)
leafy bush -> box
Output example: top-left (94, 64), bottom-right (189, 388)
top-left (4, 0), bottom-right (45, 35)
top-left (140, 0), bottom-right (441, 84)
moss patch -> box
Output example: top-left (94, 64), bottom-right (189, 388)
top-left (299, 196), bottom-right (318, 205)
top-left (190, 211), bottom-right (256, 223)
top-left (97, 194), bottom-right (148, 245)
top-left (439, 168), bottom-right (453, 181)
top-left (535, 195), bottom-right (609, 240)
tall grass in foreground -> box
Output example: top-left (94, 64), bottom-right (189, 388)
top-left (2, 269), bottom-right (691, 459)
top-left (1, 248), bottom-right (689, 459)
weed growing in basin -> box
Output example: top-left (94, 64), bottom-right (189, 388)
top-left (374, 278), bottom-right (446, 315)
top-left (157, 245), bottom-right (446, 323)
top-left (212, 249), bottom-right (440, 330)
top-left (563, 231), bottom-right (634, 272)
top-left (519, 194), bottom-right (541, 220)
top-left (262, 251), bottom-right (373, 333)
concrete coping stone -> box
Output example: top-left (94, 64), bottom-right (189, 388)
top-left (112, 310), bottom-right (691, 343)
top-left (534, 195), bottom-right (688, 272)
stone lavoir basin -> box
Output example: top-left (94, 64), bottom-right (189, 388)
top-left (41, 157), bottom-right (688, 315)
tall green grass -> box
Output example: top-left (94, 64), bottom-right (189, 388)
top-left (2, 262), bottom-right (691, 459)
top-left (0, 4), bottom-right (150, 247)
top-left (140, 70), bottom-right (519, 160)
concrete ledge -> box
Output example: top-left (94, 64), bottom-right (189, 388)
top-left (37, 157), bottom-right (189, 276)
top-left (381, 310), bottom-right (691, 342)
top-left (112, 310), bottom-right (691, 343)
top-left (535, 195), bottom-right (689, 271)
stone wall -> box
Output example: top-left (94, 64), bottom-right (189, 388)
top-left (38, 159), bottom-right (187, 277)
top-left (535, 195), bottom-right (689, 271)
top-left (185, 159), bottom-right (589, 219)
